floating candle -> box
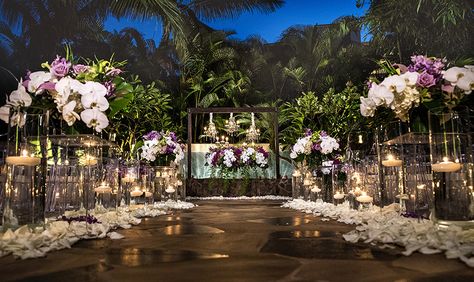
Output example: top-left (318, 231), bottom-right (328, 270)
top-left (94, 185), bottom-right (112, 194)
top-left (311, 186), bottom-right (321, 193)
top-left (382, 154), bottom-right (402, 167)
top-left (6, 149), bottom-right (41, 166)
top-left (130, 188), bottom-right (143, 197)
top-left (356, 192), bottom-right (373, 203)
top-left (122, 174), bottom-right (136, 183)
top-left (165, 186), bottom-right (176, 194)
top-left (144, 191), bottom-right (153, 198)
top-left (431, 158), bottom-right (461, 172)
top-left (333, 192), bottom-right (345, 200)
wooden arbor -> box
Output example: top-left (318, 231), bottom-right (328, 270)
top-left (186, 107), bottom-right (280, 187)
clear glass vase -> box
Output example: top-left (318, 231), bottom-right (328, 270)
top-left (3, 110), bottom-right (47, 229)
top-left (429, 108), bottom-right (474, 229)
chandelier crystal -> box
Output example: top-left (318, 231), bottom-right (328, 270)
top-left (204, 113), bottom-right (218, 140)
top-left (224, 113), bottom-right (240, 136)
top-left (245, 112), bottom-right (260, 142)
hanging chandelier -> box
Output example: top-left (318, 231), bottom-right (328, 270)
top-left (224, 113), bottom-right (240, 136)
top-left (245, 112), bottom-right (260, 142)
top-left (204, 113), bottom-right (218, 140)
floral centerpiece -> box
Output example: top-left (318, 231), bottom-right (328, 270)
top-left (205, 144), bottom-right (269, 177)
top-left (140, 131), bottom-right (185, 165)
top-left (0, 49), bottom-right (131, 133)
top-left (360, 55), bottom-right (473, 121)
top-left (290, 129), bottom-right (340, 168)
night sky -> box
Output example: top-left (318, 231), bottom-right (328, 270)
top-left (104, 1), bottom-right (367, 44)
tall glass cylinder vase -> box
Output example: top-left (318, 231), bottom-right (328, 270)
top-left (3, 110), bottom-right (47, 229)
top-left (429, 109), bottom-right (473, 229)
top-left (291, 162), bottom-right (305, 199)
top-left (320, 164), bottom-right (333, 203)
top-left (332, 164), bottom-right (349, 205)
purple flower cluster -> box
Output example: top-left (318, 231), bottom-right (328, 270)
top-left (50, 56), bottom-right (71, 77)
top-left (143, 130), bottom-right (161, 141)
top-left (408, 55), bottom-right (446, 87)
top-left (60, 215), bottom-right (100, 224)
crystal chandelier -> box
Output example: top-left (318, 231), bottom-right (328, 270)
top-left (204, 113), bottom-right (218, 140)
top-left (245, 112), bottom-right (260, 142)
top-left (224, 113), bottom-right (240, 135)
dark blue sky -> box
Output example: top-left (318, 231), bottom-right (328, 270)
top-left (104, 1), bottom-right (367, 43)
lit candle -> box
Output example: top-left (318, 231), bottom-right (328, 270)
top-left (382, 154), bottom-right (402, 167)
top-left (352, 187), bottom-right (362, 197)
top-left (356, 192), bottom-right (373, 203)
top-left (303, 178), bottom-right (312, 186)
top-left (144, 191), bottom-right (153, 198)
top-left (122, 173), bottom-right (136, 183)
top-left (311, 186), bottom-right (321, 193)
top-left (94, 182), bottom-right (112, 194)
top-left (431, 157), bottom-right (461, 172)
top-left (333, 191), bottom-right (345, 200)
top-left (165, 186), bottom-right (176, 194)
top-left (177, 180), bottom-right (183, 186)
top-left (130, 187), bottom-right (143, 197)
top-left (6, 149), bottom-right (41, 166)
top-left (358, 134), bottom-right (363, 144)
top-left (82, 154), bottom-right (98, 166)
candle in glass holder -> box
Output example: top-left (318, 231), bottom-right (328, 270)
top-left (6, 149), bottom-right (41, 166)
top-left (94, 182), bottom-right (112, 194)
top-left (352, 186), bottom-right (362, 197)
top-left (333, 191), bottom-right (345, 200)
top-left (431, 157), bottom-right (462, 172)
top-left (382, 154), bottom-right (402, 167)
top-left (303, 178), bottom-right (312, 186)
top-left (122, 173), bottom-right (136, 183)
top-left (165, 186), bottom-right (176, 194)
top-left (144, 191), bottom-right (153, 198)
top-left (311, 186), bottom-right (321, 193)
top-left (177, 180), bottom-right (183, 186)
top-left (130, 187), bottom-right (143, 197)
top-left (356, 192), bottom-right (373, 203)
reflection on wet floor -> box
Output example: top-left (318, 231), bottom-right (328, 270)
top-left (248, 217), bottom-right (312, 226)
top-left (261, 238), bottom-right (396, 261)
top-left (16, 262), bottom-right (113, 282)
top-left (160, 224), bottom-right (225, 235)
top-left (105, 248), bottom-right (229, 266)
top-left (269, 230), bottom-right (338, 238)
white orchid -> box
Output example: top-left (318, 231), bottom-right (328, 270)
top-left (320, 136), bottom-right (339, 154)
top-left (8, 81), bottom-right (32, 107)
top-left (54, 77), bottom-right (82, 110)
top-left (380, 74), bottom-right (407, 93)
top-left (367, 84), bottom-right (393, 106)
top-left (78, 81), bottom-right (107, 97)
top-left (81, 92), bottom-right (109, 111)
top-left (27, 71), bottom-right (52, 94)
top-left (80, 108), bottom-right (109, 132)
top-left (0, 105), bottom-right (10, 124)
top-left (359, 97), bottom-right (377, 117)
top-left (443, 67), bottom-right (467, 85)
top-left (62, 101), bottom-right (80, 126)
top-left (400, 71), bottom-right (419, 86)
top-left (10, 111), bottom-right (26, 127)
top-left (456, 70), bottom-right (474, 94)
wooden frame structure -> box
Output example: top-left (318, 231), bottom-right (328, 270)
top-left (186, 107), bottom-right (280, 186)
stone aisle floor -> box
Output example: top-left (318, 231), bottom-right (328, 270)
top-left (1, 200), bottom-right (473, 282)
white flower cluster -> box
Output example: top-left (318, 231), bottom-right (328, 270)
top-left (255, 151), bottom-right (268, 167)
top-left (360, 72), bottom-right (420, 121)
top-left (140, 133), bottom-right (185, 164)
top-left (283, 199), bottom-right (474, 268)
top-left (289, 136), bottom-right (312, 159)
top-left (141, 139), bottom-right (160, 162)
top-left (0, 72), bottom-right (110, 132)
top-left (241, 147), bottom-right (255, 163)
top-left (443, 66), bottom-right (474, 94)
top-left (187, 195), bottom-right (291, 200)
top-left (320, 136), bottom-right (339, 154)
top-left (223, 148), bottom-right (237, 167)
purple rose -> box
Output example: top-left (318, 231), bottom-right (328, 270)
top-left (73, 64), bottom-right (90, 74)
top-left (417, 72), bottom-right (436, 88)
top-left (106, 68), bottom-right (123, 77)
top-left (50, 56), bottom-right (71, 77)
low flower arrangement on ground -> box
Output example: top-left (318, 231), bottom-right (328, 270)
top-left (205, 144), bottom-right (269, 177)
top-left (290, 129), bottom-right (340, 168)
top-left (360, 55), bottom-right (474, 121)
top-left (140, 130), bottom-right (185, 165)
top-left (0, 48), bottom-right (132, 132)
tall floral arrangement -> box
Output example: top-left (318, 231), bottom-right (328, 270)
top-left (360, 55), bottom-right (473, 121)
top-left (140, 131), bottom-right (185, 165)
top-left (0, 49), bottom-right (130, 132)
top-left (290, 129), bottom-right (339, 166)
top-left (205, 145), bottom-right (269, 176)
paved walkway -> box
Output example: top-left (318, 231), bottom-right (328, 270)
top-left (1, 200), bottom-right (473, 281)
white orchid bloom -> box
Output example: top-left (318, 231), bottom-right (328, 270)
top-left (78, 81), bottom-right (107, 97)
top-left (8, 81), bottom-right (32, 107)
top-left (62, 101), bottom-right (80, 126)
top-left (54, 77), bottom-right (82, 110)
top-left (381, 75), bottom-right (406, 93)
top-left (81, 92), bottom-right (109, 111)
top-left (360, 97), bottom-right (377, 117)
top-left (0, 105), bottom-right (10, 124)
top-left (368, 84), bottom-right (394, 106)
top-left (400, 71), bottom-right (419, 86)
top-left (456, 70), bottom-right (474, 94)
top-left (80, 108), bottom-right (109, 132)
top-left (443, 67), bottom-right (467, 85)
top-left (28, 71), bottom-right (52, 94)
